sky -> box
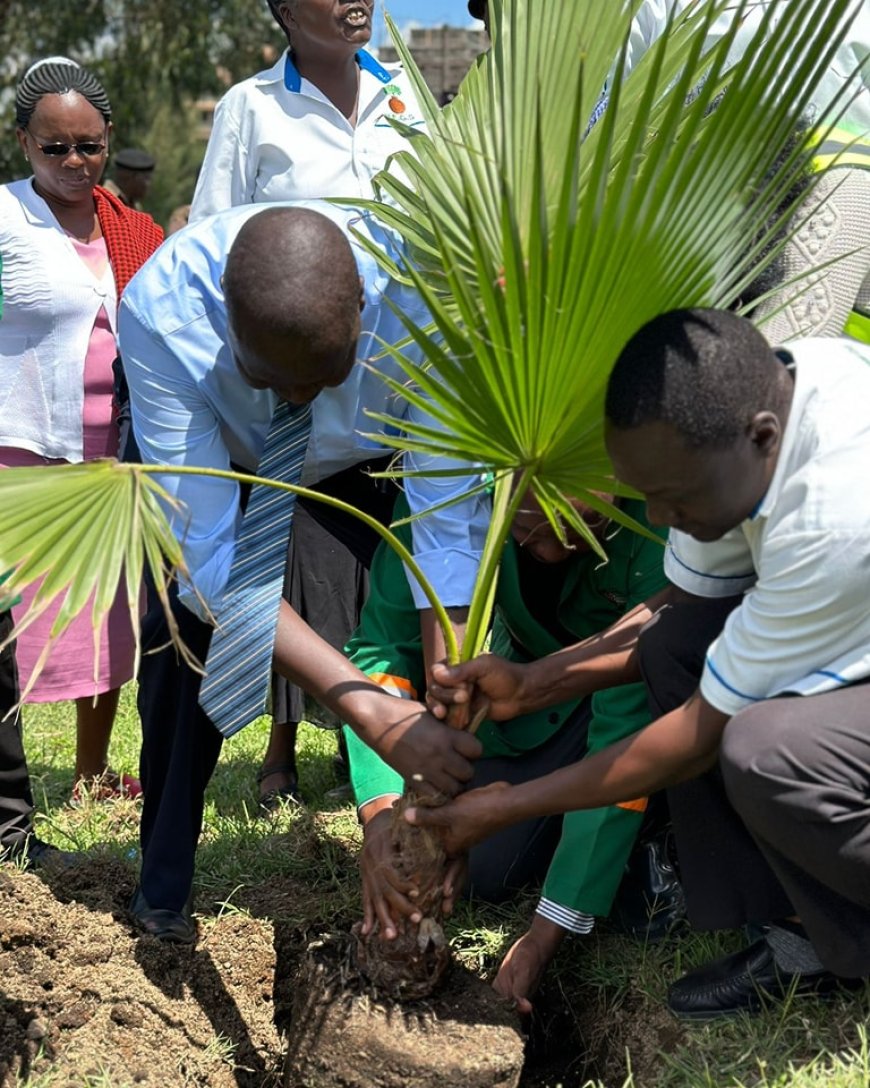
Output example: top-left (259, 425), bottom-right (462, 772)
top-left (373, 0), bottom-right (480, 46)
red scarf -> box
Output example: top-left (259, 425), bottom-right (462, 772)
top-left (93, 184), bottom-right (163, 296)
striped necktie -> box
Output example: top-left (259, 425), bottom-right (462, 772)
top-left (199, 399), bottom-right (312, 737)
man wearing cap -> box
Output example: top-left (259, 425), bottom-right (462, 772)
top-left (103, 148), bottom-right (156, 210)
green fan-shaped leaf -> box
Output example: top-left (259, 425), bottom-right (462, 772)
top-left (0, 460), bottom-right (189, 699)
top-left (355, 0), bottom-right (865, 658)
top-left (0, 461), bottom-right (463, 692)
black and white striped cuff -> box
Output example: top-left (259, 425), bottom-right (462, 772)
top-left (536, 898), bottom-right (595, 935)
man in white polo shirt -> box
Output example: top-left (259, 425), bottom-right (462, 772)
top-left (407, 309), bottom-right (870, 1018)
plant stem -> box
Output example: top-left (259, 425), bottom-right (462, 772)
top-left (460, 467), bottom-right (534, 663)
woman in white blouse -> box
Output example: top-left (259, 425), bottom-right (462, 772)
top-left (0, 58), bottom-right (162, 802)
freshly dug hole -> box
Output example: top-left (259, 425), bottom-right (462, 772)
top-left (284, 934), bottom-right (526, 1088)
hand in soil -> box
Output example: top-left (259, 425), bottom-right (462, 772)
top-left (492, 915), bottom-right (568, 1016)
top-left (361, 808), bottom-right (423, 939)
top-left (372, 703), bottom-right (482, 797)
top-left (428, 654), bottom-right (530, 722)
top-left (404, 780), bottom-right (513, 856)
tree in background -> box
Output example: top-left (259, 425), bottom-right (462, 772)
top-left (0, 0), bottom-right (282, 225)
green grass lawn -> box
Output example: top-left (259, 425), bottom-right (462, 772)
top-left (18, 686), bottom-right (870, 1088)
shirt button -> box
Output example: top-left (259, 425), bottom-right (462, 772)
top-left (548, 712), bottom-right (560, 724)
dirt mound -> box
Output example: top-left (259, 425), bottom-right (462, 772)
top-left (0, 856), bottom-right (285, 1087)
top-left (286, 935), bottom-right (525, 1088)
top-left (0, 855), bottom-right (676, 1088)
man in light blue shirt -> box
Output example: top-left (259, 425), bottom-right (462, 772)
top-left (119, 202), bottom-right (484, 943)
top-left (121, 200), bottom-right (484, 617)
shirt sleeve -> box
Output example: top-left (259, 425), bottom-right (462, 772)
top-left (402, 399), bottom-right (489, 610)
top-left (626, 0), bottom-right (672, 72)
top-left (701, 528), bottom-right (870, 715)
top-left (189, 92), bottom-right (250, 222)
top-left (118, 300), bottom-right (241, 618)
top-left (345, 724), bottom-right (404, 808)
top-left (665, 527), bottom-right (757, 598)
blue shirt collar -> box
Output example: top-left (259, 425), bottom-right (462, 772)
top-left (283, 48), bottom-right (392, 93)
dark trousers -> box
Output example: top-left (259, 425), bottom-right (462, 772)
top-left (137, 584), bottom-right (221, 910)
top-left (0, 610), bottom-right (35, 853)
top-left (467, 702), bottom-right (592, 902)
top-left (136, 463), bottom-right (390, 911)
top-left (638, 597), bottom-right (870, 976)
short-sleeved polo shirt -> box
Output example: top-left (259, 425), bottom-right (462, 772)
top-left (190, 50), bottom-right (425, 220)
top-left (665, 338), bottom-right (870, 716)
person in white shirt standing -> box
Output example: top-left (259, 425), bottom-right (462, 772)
top-left (190, 0), bottom-right (424, 215)
top-left (189, 1), bottom-right (431, 811)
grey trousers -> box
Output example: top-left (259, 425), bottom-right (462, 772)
top-left (639, 599), bottom-right (870, 977)
top-left (722, 685), bottom-right (870, 977)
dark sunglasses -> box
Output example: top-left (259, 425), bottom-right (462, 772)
top-left (27, 131), bottom-right (106, 159)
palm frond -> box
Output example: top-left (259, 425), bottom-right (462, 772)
top-left (352, 0), bottom-right (864, 657)
top-left (0, 460), bottom-right (461, 696)
top-left (0, 460), bottom-right (189, 698)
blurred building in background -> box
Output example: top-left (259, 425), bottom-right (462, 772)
top-left (379, 25), bottom-right (487, 104)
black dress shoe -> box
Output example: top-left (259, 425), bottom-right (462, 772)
top-left (26, 839), bottom-right (79, 870)
top-left (130, 885), bottom-right (196, 945)
top-left (668, 938), bottom-right (859, 1020)
top-left (1, 836), bottom-right (78, 870)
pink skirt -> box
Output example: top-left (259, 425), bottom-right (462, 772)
top-left (1, 447), bottom-right (139, 702)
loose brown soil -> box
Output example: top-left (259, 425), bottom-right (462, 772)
top-left (0, 856), bottom-right (285, 1087)
top-left (0, 855), bottom-right (680, 1088)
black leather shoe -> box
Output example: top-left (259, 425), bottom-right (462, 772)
top-left (668, 938), bottom-right (859, 1020)
top-left (130, 885), bottom-right (196, 945)
top-left (26, 838), bottom-right (79, 870)
top-left (610, 830), bottom-right (686, 942)
top-left (1, 836), bottom-right (78, 870)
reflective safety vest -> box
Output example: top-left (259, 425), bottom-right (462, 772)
top-left (810, 124), bottom-right (870, 172)
top-left (809, 124), bottom-right (870, 345)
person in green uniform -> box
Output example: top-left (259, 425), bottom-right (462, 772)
top-left (345, 490), bottom-right (668, 1012)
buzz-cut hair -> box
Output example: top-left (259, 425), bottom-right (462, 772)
top-left (605, 308), bottom-right (780, 449)
top-left (223, 206), bottom-right (360, 359)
